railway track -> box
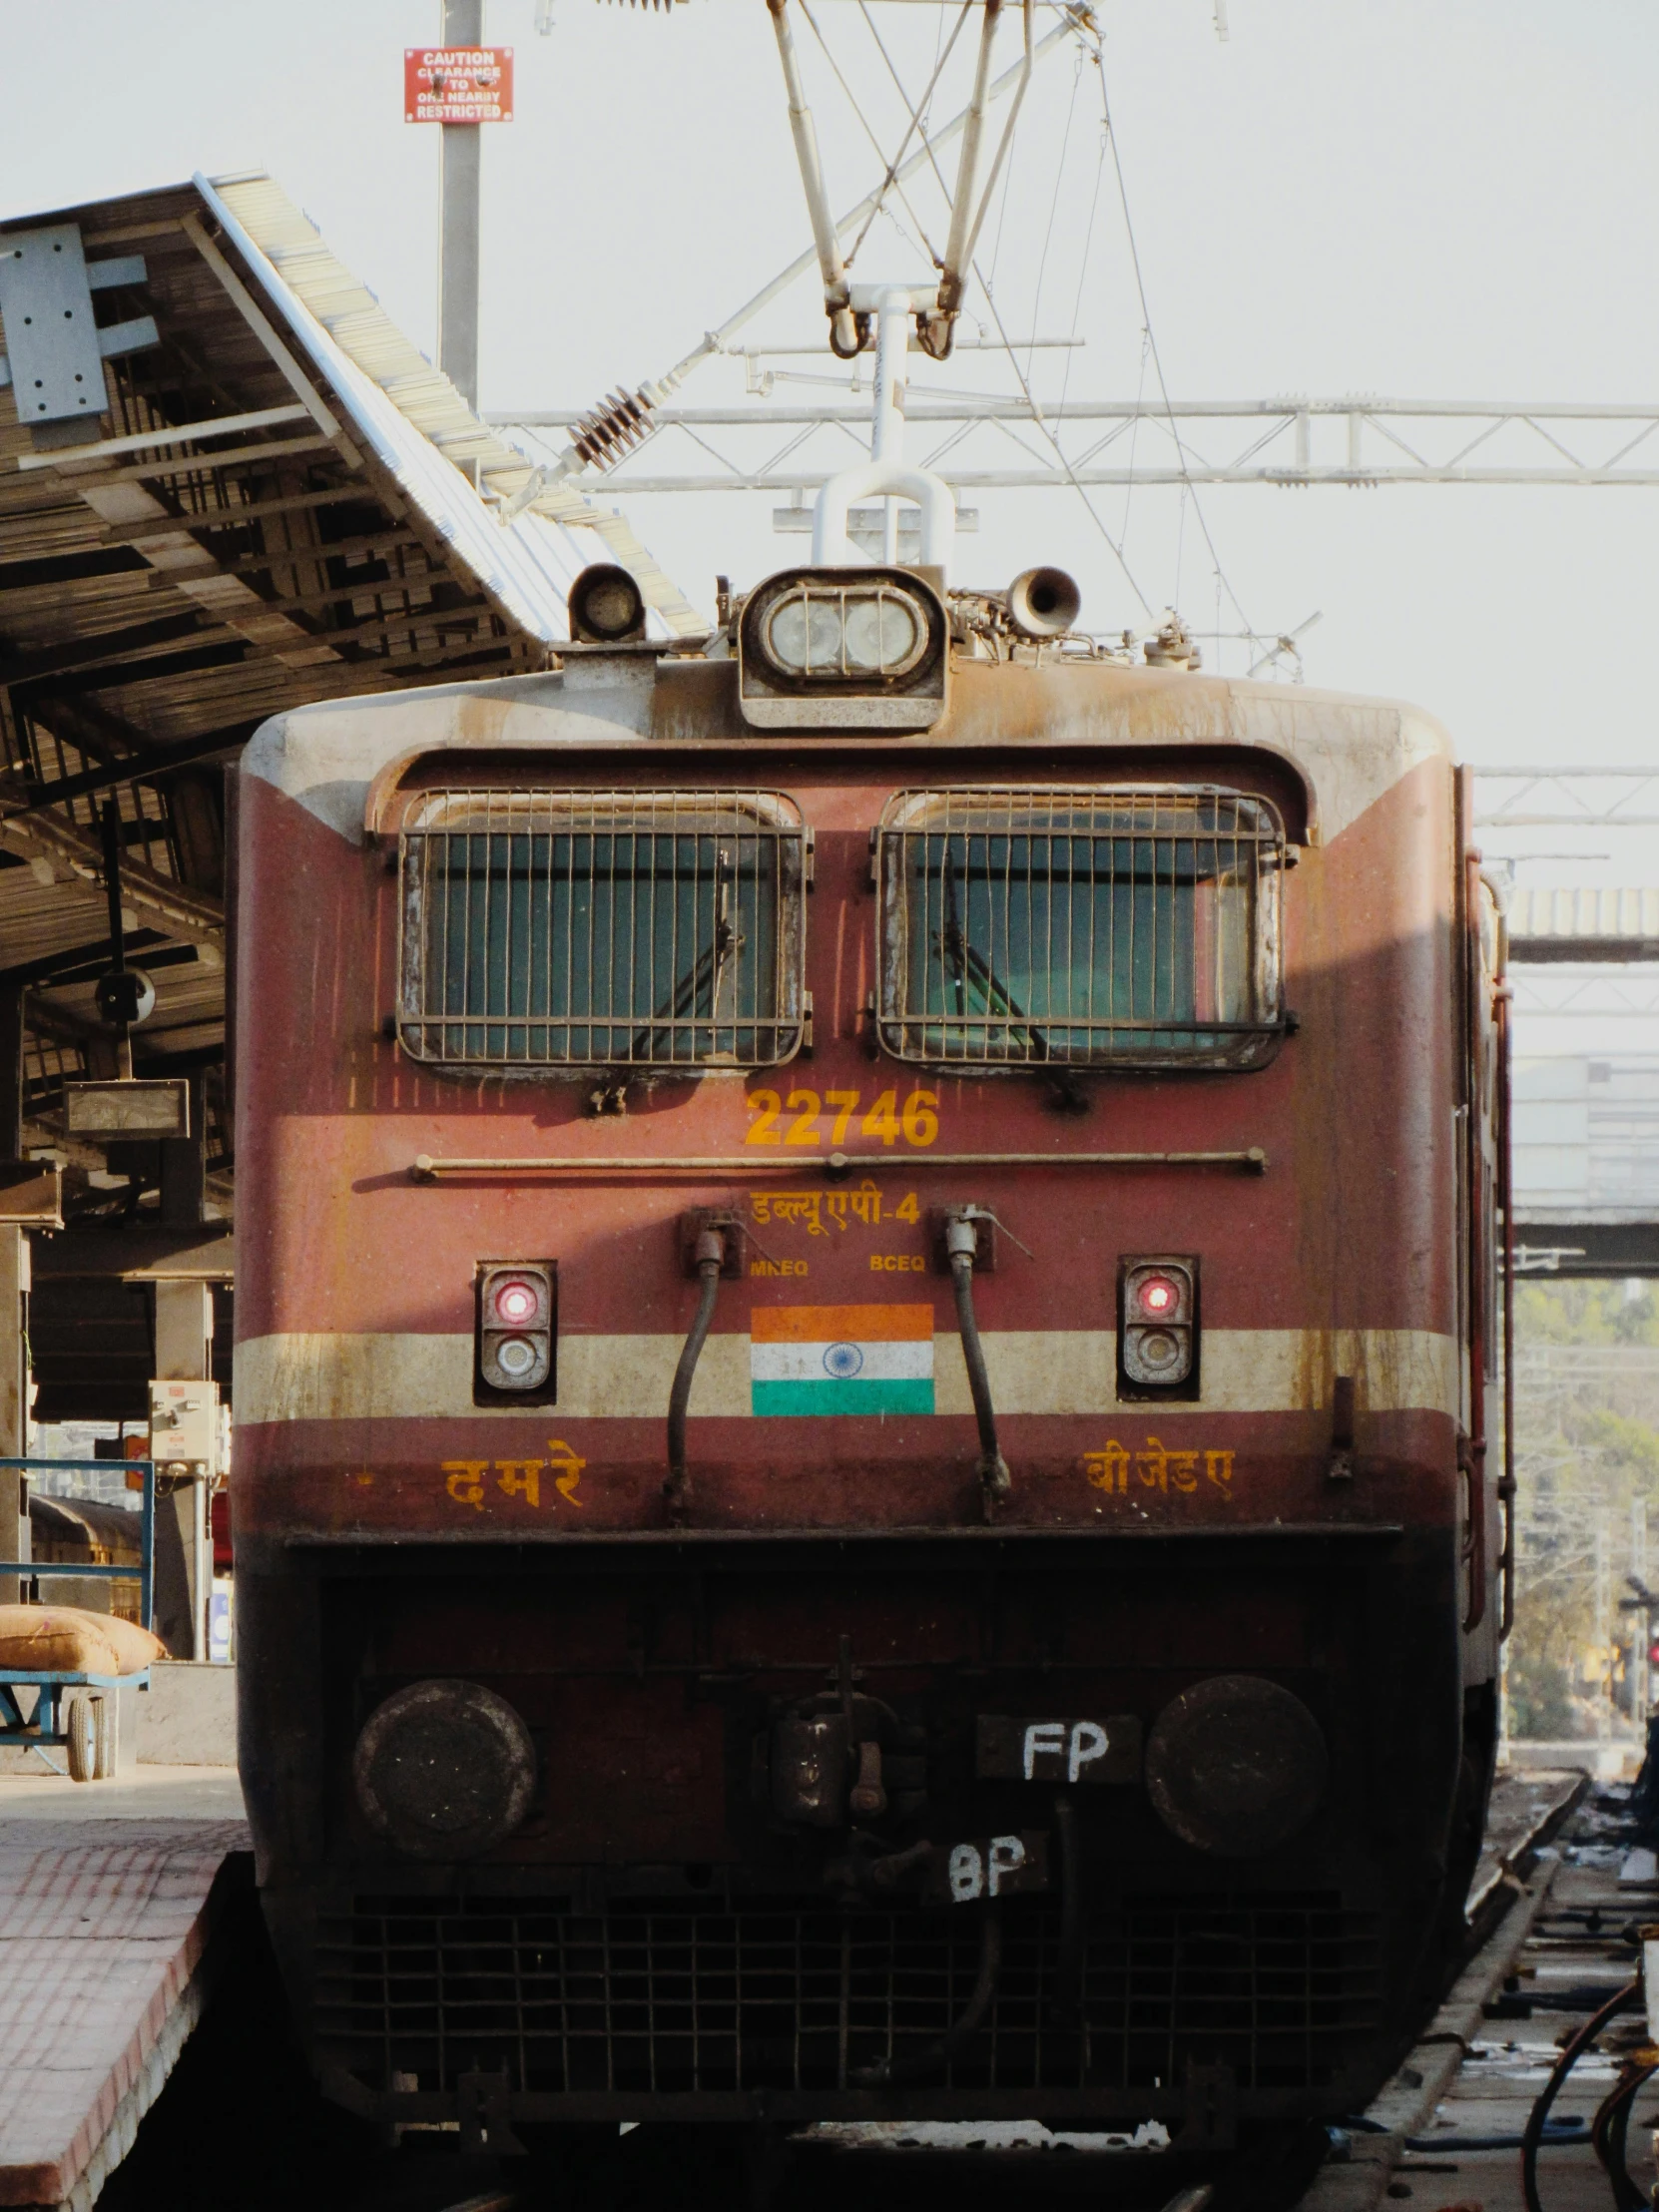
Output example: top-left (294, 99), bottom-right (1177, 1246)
top-left (1304, 1774), bottom-right (1658, 2212)
top-left (95, 1770), bottom-right (1619, 2212)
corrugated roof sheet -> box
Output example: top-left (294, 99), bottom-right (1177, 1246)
top-left (1509, 888), bottom-right (1659, 941)
top-left (200, 172), bottom-right (705, 639)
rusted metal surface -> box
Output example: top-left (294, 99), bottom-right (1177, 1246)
top-left (232, 629), bottom-right (1505, 2142)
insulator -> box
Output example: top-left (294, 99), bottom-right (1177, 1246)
top-left (569, 387), bottom-right (654, 470)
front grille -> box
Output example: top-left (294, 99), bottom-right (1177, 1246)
top-left (397, 788), bottom-right (806, 1069)
top-left (315, 1894), bottom-right (1381, 2098)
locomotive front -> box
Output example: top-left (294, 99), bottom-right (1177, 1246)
top-left (234, 557), bottom-right (1504, 2165)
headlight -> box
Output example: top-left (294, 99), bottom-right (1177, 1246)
top-left (738, 566), bottom-right (948, 731)
top-left (763, 584), bottom-right (926, 680)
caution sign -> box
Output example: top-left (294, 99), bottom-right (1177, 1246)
top-left (404, 47), bottom-right (514, 124)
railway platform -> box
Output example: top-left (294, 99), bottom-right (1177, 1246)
top-left (0, 1779), bottom-right (248, 2212)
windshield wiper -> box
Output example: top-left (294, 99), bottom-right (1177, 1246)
top-left (940, 860), bottom-right (1049, 1060)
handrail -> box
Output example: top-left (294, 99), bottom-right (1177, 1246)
top-left (0, 1456), bottom-right (156, 1633)
top-left (410, 1148), bottom-right (1268, 1181)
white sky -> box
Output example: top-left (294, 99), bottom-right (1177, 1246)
top-left (3, 0), bottom-right (1657, 1012)
top-left (5, 0), bottom-right (1658, 766)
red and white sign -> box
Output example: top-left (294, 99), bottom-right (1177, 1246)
top-left (404, 47), bottom-right (514, 124)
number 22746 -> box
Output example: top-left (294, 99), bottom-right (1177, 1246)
top-left (746, 1087), bottom-right (939, 1148)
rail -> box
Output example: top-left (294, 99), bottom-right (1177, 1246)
top-left (409, 1148), bottom-right (1268, 1181)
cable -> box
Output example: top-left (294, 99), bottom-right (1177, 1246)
top-left (1519, 1976), bottom-right (1639, 2212)
top-left (970, 263), bottom-right (1156, 620)
top-left (945, 1213), bottom-right (1011, 1516)
top-left (1024, 49), bottom-right (1083, 384)
top-left (852, 1907), bottom-right (1003, 2085)
top-left (664, 1229), bottom-right (725, 1523)
top-left (1087, 29), bottom-right (1256, 652)
top-left (1590, 2055), bottom-right (1657, 2212)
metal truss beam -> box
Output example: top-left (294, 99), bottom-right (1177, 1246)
top-left (490, 397), bottom-right (1659, 494)
top-left (1473, 769), bottom-right (1659, 830)
top-left (1509, 970), bottom-right (1659, 1019)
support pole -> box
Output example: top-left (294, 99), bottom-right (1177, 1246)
top-left (870, 288), bottom-right (911, 562)
top-left (152, 1283), bottom-right (216, 1661)
top-left (438, 0), bottom-right (485, 410)
top-left (0, 1235), bottom-right (25, 1606)
top-left (0, 987), bottom-right (28, 1602)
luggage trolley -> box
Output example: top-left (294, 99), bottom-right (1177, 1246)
top-left (0, 1457), bottom-right (155, 1782)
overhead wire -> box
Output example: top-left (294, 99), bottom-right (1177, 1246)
top-left (1024, 48), bottom-right (1084, 384)
top-left (855, 6), bottom-right (1156, 620)
top-left (1083, 21), bottom-right (1257, 653)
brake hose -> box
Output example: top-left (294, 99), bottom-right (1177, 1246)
top-left (664, 1228), bottom-right (725, 1523)
top-left (852, 1908), bottom-right (1003, 2086)
top-left (1591, 2054), bottom-right (1659, 2212)
top-left (945, 1214), bottom-right (1011, 1517)
top-left (1521, 1975), bottom-right (1639, 2212)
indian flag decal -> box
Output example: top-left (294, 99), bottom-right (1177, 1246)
top-left (751, 1304), bottom-right (934, 1417)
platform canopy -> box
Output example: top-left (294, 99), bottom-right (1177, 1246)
top-left (0, 171), bottom-right (699, 1417)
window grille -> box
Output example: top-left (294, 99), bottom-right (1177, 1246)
top-left (398, 790), bottom-right (806, 1069)
top-left (875, 787), bottom-right (1286, 1070)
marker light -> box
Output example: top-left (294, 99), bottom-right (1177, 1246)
top-left (1120, 1258), bottom-right (1198, 1394)
top-left (492, 1278), bottom-right (543, 1328)
top-left (477, 1261), bottom-right (556, 1397)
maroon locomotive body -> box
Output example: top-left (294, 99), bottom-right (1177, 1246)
top-left (234, 563), bottom-right (1507, 2168)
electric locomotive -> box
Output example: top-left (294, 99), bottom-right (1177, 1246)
top-left (233, 544), bottom-right (1508, 2176)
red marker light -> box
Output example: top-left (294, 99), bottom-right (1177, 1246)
top-left (1138, 1276), bottom-right (1179, 1318)
top-left (493, 1278), bottom-right (542, 1327)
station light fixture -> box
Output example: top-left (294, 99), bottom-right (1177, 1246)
top-left (1119, 1257), bottom-right (1199, 1396)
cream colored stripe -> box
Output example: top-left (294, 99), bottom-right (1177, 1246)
top-left (235, 1329), bottom-right (1458, 1425)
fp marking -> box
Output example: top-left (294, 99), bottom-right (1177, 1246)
top-left (1021, 1720), bottom-right (1108, 1781)
top-left (974, 1713), bottom-right (1142, 1784)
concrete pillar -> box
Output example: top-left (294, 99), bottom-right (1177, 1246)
top-left (151, 1281), bottom-right (215, 1659)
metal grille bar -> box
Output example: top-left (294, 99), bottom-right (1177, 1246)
top-left (398, 789), bottom-right (806, 1069)
top-left (315, 1895), bottom-right (1380, 2099)
top-left (875, 787), bottom-right (1285, 1070)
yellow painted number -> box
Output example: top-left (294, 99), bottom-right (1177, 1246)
top-left (746, 1088), bottom-right (783, 1143)
top-left (860, 1090), bottom-right (901, 1146)
top-left (901, 1090), bottom-right (939, 1146)
top-left (825, 1090), bottom-right (860, 1145)
top-left (750, 1087), bottom-right (940, 1149)
top-left (785, 1089), bottom-right (822, 1144)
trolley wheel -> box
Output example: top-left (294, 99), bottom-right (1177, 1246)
top-left (65, 1694), bottom-right (97, 1783)
top-left (93, 1694), bottom-right (115, 1780)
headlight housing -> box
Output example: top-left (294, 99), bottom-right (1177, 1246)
top-left (738, 567), bottom-right (948, 730)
